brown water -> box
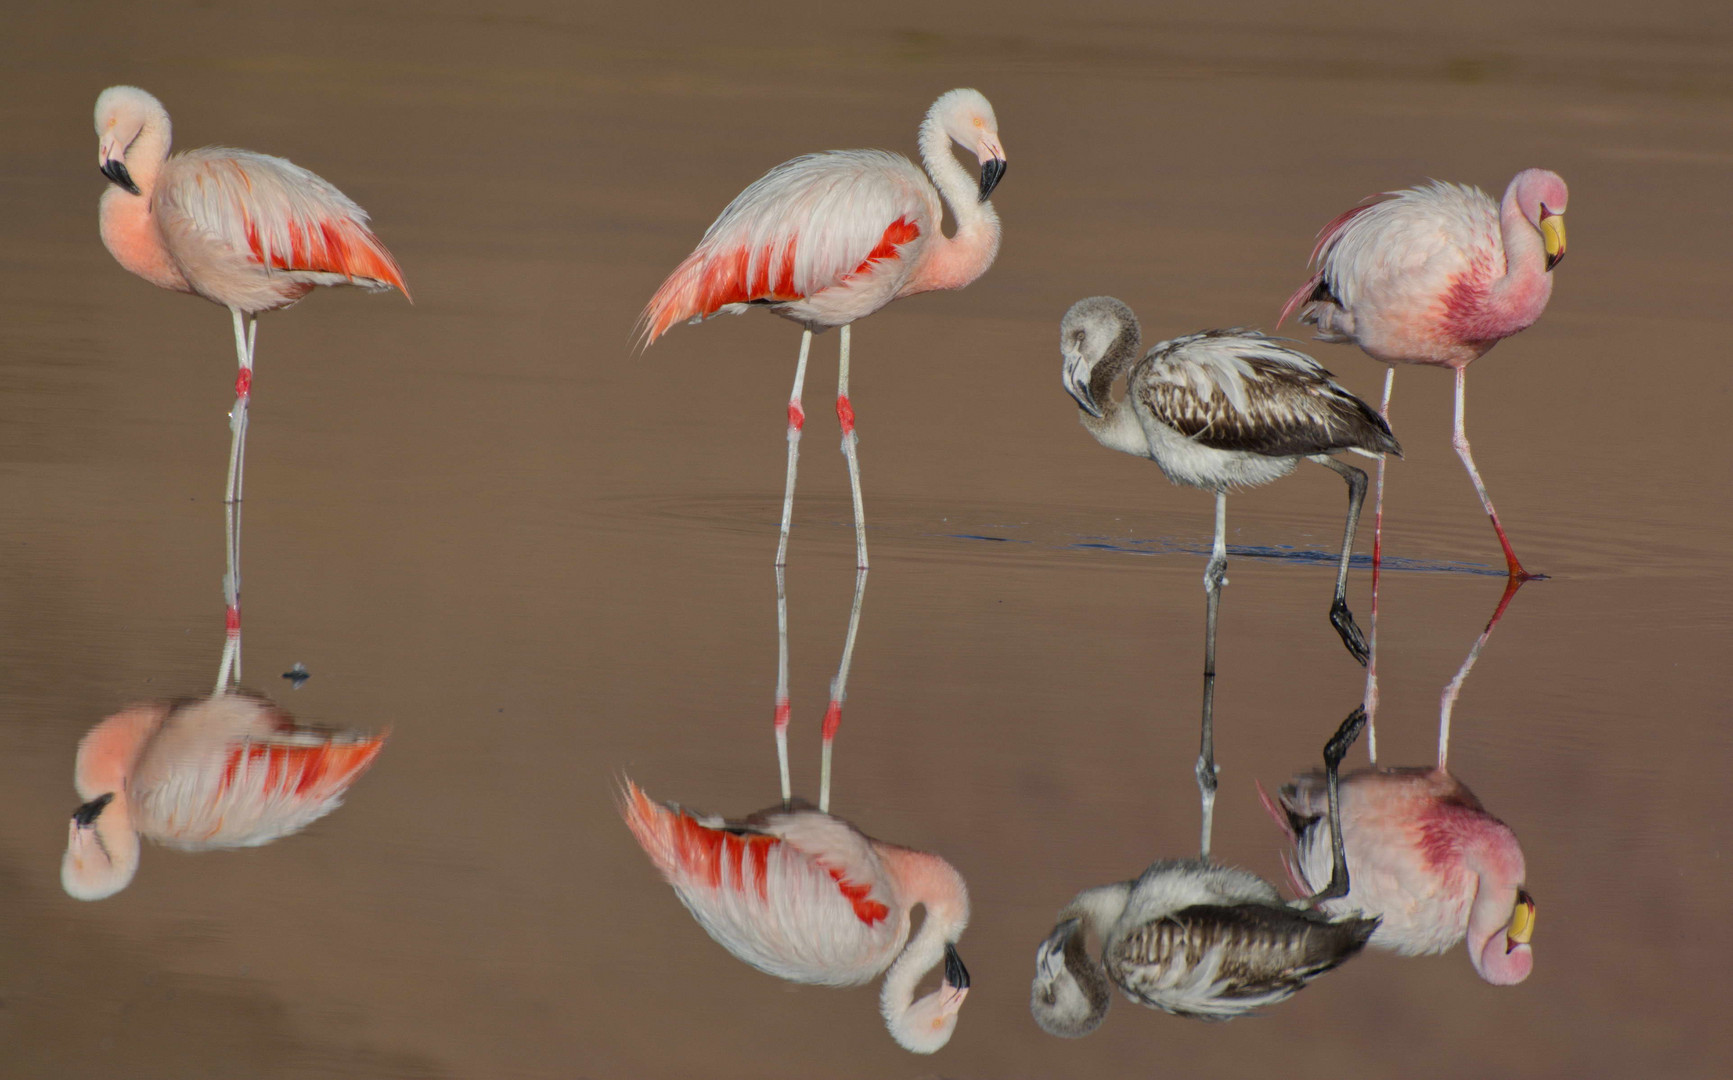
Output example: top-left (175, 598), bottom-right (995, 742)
top-left (3, 1), bottom-right (1730, 1076)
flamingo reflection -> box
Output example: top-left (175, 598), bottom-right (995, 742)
top-left (624, 570), bottom-right (971, 1053)
top-left (1030, 709), bottom-right (1378, 1035)
top-left (62, 694), bottom-right (385, 900)
top-left (1264, 579), bottom-right (1536, 984)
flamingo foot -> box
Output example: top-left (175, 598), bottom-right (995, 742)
top-left (1328, 598), bottom-right (1370, 667)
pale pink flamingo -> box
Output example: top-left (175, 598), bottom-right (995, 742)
top-left (62, 693), bottom-right (386, 900)
top-left (639, 87), bottom-right (1007, 574)
top-left (1281, 171), bottom-right (1566, 748)
top-left (621, 780), bottom-right (971, 1054)
top-left (95, 85), bottom-right (409, 682)
top-left (1031, 709), bottom-right (1377, 1035)
top-left (1260, 580), bottom-right (1536, 985)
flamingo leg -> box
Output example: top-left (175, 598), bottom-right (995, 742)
top-left (1300, 706), bottom-right (1367, 907)
top-left (1311, 455), bottom-right (1370, 666)
top-left (1361, 365), bottom-right (1395, 762)
top-left (214, 495), bottom-right (243, 693)
top-left (818, 567), bottom-right (868, 814)
top-left (224, 308), bottom-right (255, 507)
top-left (773, 565), bottom-right (793, 806)
top-left (1452, 366), bottom-right (1536, 581)
top-left (775, 330), bottom-right (812, 568)
top-left (836, 324), bottom-right (869, 570)
top-left (1196, 489), bottom-right (1228, 862)
top-left (1438, 574), bottom-right (1526, 770)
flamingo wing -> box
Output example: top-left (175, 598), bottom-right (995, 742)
top-left (1106, 903), bottom-right (1377, 1019)
top-left (1136, 332), bottom-right (1399, 458)
top-left (639, 149), bottom-right (931, 343)
top-left (132, 697), bottom-right (385, 849)
top-left (621, 781), bottom-right (899, 986)
top-left (155, 147), bottom-right (409, 297)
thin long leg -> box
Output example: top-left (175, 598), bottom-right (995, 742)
top-left (214, 498), bottom-right (243, 694)
top-left (1438, 574), bottom-right (1526, 770)
top-left (224, 309), bottom-right (255, 507)
top-left (1311, 455), bottom-right (1370, 666)
top-left (1362, 365), bottom-right (1395, 762)
top-left (1197, 490), bottom-right (1228, 862)
top-left (1300, 706), bottom-right (1368, 907)
top-left (1453, 366), bottom-right (1536, 581)
top-left (818, 567), bottom-right (868, 814)
top-left (836, 324), bottom-right (868, 570)
top-left (773, 565), bottom-right (792, 807)
top-left (775, 331), bottom-right (813, 568)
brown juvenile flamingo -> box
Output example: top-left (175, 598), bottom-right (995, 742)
top-left (1060, 297), bottom-right (1399, 808)
top-left (62, 694), bottom-right (386, 900)
top-left (621, 781), bottom-right (971, 1054)
top-left (639, 88), bottom-right (1008, 575)
top-left (1030, 709), bottom-right (1378, 1034)
top-left (1262, 579), bottom-right (1536, 985)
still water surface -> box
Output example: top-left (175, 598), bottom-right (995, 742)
top-left (2, 1), bottom-right (1730, 1077)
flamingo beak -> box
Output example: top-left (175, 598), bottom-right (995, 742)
top-left (1506, 889), bottom-right (1536, 951)
top-left (944, 941), bottom-right (971, 993)
top-left (976, 136), bottom-right (1007, 202)
top-left (1062, 351), bottom-right (1101, 417)
top-left (100, 156), bottom-right (139, 195)
top-left (1539, 209), bottom-right (1565, 271)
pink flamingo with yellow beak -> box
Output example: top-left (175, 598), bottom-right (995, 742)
top-left (62, 694), bottom-right (385, 901)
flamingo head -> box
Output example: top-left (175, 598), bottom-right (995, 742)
top-left (1060, 296), bottom-right (1139, 418)
top-left (61, 790), bottom-right (141, 901)
top-left (1510, 168), bottom-right (1568, 271)
top-left (888, 942), bottom-right (971, 1054)
top-left (931, 88), bottom-right (1007, 201)
top-left (94, 85), bottom-right (167, 195)
top-left (1469, 885), bottom-right (1536, 985)
top-left (1030, 917), bottom-right (1110, 1038)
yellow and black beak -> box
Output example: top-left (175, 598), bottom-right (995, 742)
top-left (1506, 888), bottom-right (1536, 951)
top-left (1540, 208), bottom-right (1565, 271)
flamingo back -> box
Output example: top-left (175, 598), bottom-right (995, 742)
top-left (1280, 768), bottom-right (1489, 956)
top-left (131, 696), bottom-right (385, 849)
top-left (155, 147), bottom-right (409, 311)
top-left (639, 150), bottom-right (934, 342)
top-left (1284, 182), bottom-right (1500, 363)
top-left (621, 782), bottom-right (905, 986)
top-left (1136, 331), bottom-right (1401, 460)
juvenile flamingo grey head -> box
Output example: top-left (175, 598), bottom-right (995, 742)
top-left (1030, 917), bottom-right (1111, 1037)
top-left (1060, 296), bottom-right (1139, 417)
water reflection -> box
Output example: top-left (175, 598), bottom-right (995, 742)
top-left (1031, 709), bottom-right (1379, 1035)
top-left (622, 568), bottom-right (974, 1054)
top-left (1265, 579), bottom-right (1536, 984)
top-left (61, 693), bottom-right (386, 900)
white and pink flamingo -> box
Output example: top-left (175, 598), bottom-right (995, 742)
top-left (62, 694), bottom-right (386, 900)
top-left (1263, 579), bottom-right (1536, 985)
top-left (621, 780), bottom-right (971, 1054)
top-left (1281, 171), bottom-right (1567, 743)
top-left (639, 88), bottom-right (1008, 575)
top-left (95, 86), bottom-right (409, 686)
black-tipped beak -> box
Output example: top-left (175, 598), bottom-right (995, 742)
top-left (1062, 357), bottom-right (1102, 418)
top-left (72, 792), bottom-right (114, 827)
top-left (944, 942), bottom-right (971, 990)
top-left (101, 159), bottom-right (140, 195)
top-left (978, 157), bottom-right (1006, 202)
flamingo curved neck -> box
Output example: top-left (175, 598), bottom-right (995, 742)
top-left (910, 111), bottom-right (1001, 293)
top-left (123, 106), bottom-right (173, 195)
top-left (1089, 322), bottom-right (1143, 425)
top-left (1476, 187), bottom-right (1554, 342)
top-left (876, 848), bottom-right (969, 1047)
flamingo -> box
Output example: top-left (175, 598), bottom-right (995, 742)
top-left (1280, 170), bottom-right (1568, 583)
top-left (1261, 578), bottom-right (1536, 985)
top-left (638, 87), bottom-right (1008, 578)
top-left (1030, 708), bottom-right (1378, 1035)
top-left (61, 693), bottom-right (386, 901)
top-left (1061, 297), bottom-right (1400, 819)
top-left (620, 780), bottom-right (971, 1054)
top-left (95, 85), bottom-right (409, 677)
